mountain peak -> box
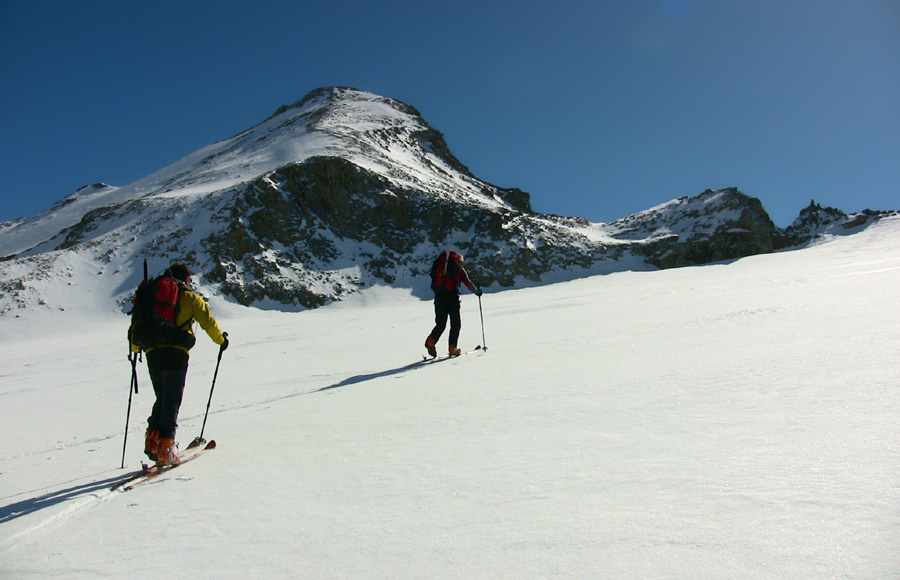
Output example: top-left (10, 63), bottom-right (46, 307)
top-left (0, 90), bottom-right (892, 318)
top-left (268, 87), bottom-right (422, 122)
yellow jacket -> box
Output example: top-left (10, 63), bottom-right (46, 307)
top-left (131, 289), bottom-right (226, 354)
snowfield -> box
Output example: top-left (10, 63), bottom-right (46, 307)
top-left (1, 217), bottom-right (898, 579)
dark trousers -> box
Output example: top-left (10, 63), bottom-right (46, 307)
top-left (430, 291), bottom-right (461, 346)
top-left (146, 347), bottom-right (190, 439)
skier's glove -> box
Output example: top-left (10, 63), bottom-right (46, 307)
top-left (220, 332), bottom-right (230, 352)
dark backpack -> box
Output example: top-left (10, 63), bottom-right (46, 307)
top-left (128, 274), bottom-right (195, 351)
top-left (430, 250), bottom-right (461, 293)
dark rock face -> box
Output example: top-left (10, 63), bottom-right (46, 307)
top-left (194, 156), bottom-right (593, 306)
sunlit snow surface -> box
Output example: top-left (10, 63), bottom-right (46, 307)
top-left (1, 217), bottom-right (898, 579)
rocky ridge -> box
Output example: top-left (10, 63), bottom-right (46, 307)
top-left (0, 87), bottom-right (894, 315)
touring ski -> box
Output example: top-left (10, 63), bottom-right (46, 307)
top-left (112, 439), bottom-right (216, 492)
top-left (421, 345), bottom-right (484, 363)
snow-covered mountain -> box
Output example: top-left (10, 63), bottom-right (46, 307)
top-left (0, 87), bottom-right (893, 316)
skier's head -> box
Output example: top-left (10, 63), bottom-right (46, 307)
top-left (167, 263), bottom-right (191, 286)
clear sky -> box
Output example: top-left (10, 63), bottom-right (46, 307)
top-left (1, 0), bottom-right (897, 227)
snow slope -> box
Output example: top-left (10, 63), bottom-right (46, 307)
top-left (1, 217), bottom-right (898, 579)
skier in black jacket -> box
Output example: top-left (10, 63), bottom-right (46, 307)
top-left (424, 250), bottom-right (481, 357)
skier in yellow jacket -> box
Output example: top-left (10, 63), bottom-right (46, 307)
top-left (132, 263), bottom-right (228, 466)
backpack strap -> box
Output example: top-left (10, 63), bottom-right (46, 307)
top-left (172, 281), bottom-right (193, 331)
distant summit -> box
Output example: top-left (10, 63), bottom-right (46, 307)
top-left (781, 200), bottom-right (892, 245)
top-left (0, 87), bottom-right (893, 316)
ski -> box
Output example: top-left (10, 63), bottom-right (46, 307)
top-left (421, 345), bottom-right (484, 363)
top-left (112, 439), bottom-right (216, 492)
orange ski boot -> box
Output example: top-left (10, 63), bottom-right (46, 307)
top-left (156, 438), bottom-right (181, 467)
top-left (425, 335), bottom-right (437, 358)
top-left (144, 428), bottom-right (159, 462)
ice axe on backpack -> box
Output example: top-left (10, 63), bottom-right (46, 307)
top-left (188, 332), bottom-right (228, 449)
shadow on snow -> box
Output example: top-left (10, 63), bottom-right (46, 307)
top-left (0, 473), bottom-right (127, 524)
top-left (314, 357), bottom-right (447, 393)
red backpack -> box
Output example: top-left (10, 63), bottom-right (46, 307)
top-left (430, 250), bottom-right (462, 293)
top-left (128, 266), bottom-right (194, 351)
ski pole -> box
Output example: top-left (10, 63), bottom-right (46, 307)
top-left (478, 294), bottom-right (487, 351)
top-left (191, 332), bottom-right (227, 448)
top-left (121, 351), bottom-right (140, 468)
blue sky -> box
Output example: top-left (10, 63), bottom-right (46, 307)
top-left (1, 0), bottom-right (897, 227)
